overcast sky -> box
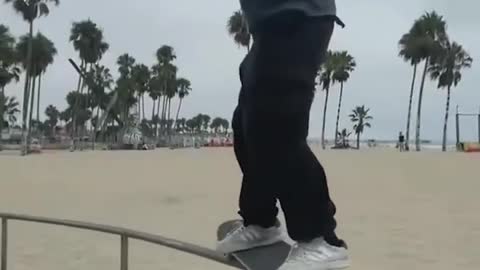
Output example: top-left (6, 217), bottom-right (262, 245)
top-left (1, 0), bottom-right (479, 141)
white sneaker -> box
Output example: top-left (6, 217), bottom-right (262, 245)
top-left (278, 238), bottom-right (349, 270)
top-left (216, 224), bottom-right (285, 254)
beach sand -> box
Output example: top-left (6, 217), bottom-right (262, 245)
top-left (1, 148), bottom-right (479, 270)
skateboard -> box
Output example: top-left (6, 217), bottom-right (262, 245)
top-left (216, 219), bottom-right (292, 270)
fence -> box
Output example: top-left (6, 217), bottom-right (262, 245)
top-left (0, 212), bottom-right (241, 270)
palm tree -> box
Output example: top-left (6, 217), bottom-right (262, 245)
top-left (210, 117), bottom-right (223, 134)
top-left (16, 32), bottom-right (57, 147)
top-left (336, 128), bottom-right (352, 148)
top-left (0, 24), bottom-right (21, 93)
top-left (0, 24), bottom-right (21, 140)
top-left (4, 0), bottom-right (60, 155)
top-left (69, 19), bottom-right (109, 138)
top-left (174, 77), bottom-right (191, 130)
top-left (318, 50), bottom-right (335, 149)
top-left (131, 64), bottom-right (151, 120)
top-left (0, 94), bottom-right (20, 128)
top-left (156, 45), bottom-right (176, 124)
top-left (227, 10), bottom-right (251, 51)
top-left (117, 53), bottom-right (136, 76)
top-left (398, 23), bottom-right (424, 151)
top-left (44, 104), bottom-right (59, 137)
top-left (31, 32), bottom-right (56, 139)
top-left (349, 105), bottom-right (373, 149)
top-left (70, 19), bottom-right (109, 67)
top-left (63, 91), bottom-right (91, 134)
top-left (116, 53), bottom-right (137, 125)
top-left (156, 45), bottom-right (176, 65)
top-left (201, 114), bottom-right (211, 132)
top-left (175, 118), bottom-right (186, 132)
top-left (185, 118), bottom-right (195, 134)
top-left (428, 39), bottom-right (473, 151)
top-left (209, 117), bottom-right (229, 134)
top-left (31, 33), bottom-right (56, 122)
top-left (86, 64), bottom-right (114, 132)
top-left (163, 64), bottom-right (178, 133)
top-left (0, 62), bottom-right (20, 94)
top-left (148, 70), bottom-right (160, 121)
top-left (332, 51), bottom-right (356, 145)
top-left (0, 24), bottom-right (16, 63)
top-left (412, 11), bottom-right (447, 151)
top-left (220, 118), bottom-right (230, 133)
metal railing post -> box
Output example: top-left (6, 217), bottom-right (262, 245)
top-left (1, 218), bottom-right (7, 270)
top-left (120, 235), bottom-right (128, 270)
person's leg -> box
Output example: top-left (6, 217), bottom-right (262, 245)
top-left (234, 50), bottom-right (279, 228)
top-left (216, 40), bottom-right (283, 254)
top-left (241, 14), bottom-right (349, 269)
top-left (242, 14), bottom-right (342, 244)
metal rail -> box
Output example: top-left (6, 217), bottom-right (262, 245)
top-left (0, 213), bottom-right (241, 270)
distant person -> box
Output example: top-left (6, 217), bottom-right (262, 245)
top-left (216, 0), bottom-right (349, 269)
top-left (398, 132), bottom-right (405, 152)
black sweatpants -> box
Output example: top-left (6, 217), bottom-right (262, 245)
top-left (232, 14), bottom-right (345, 247)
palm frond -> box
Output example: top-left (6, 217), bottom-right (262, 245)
top-left (227, 10), bottom-right (250, 48)
top-left (38, 3), bottom-right (49, 17)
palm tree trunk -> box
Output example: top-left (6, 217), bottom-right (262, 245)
top-left (442, 86), bottom-right (452, 152)
top-left (151, 98), bottom-right (156, 121)
top-left (321, 88), bottom-right (330, 149)
top-left (142, 94), bottom-right (145, 120)
top-left (167, 98), bottom-right (172, 132)
top-left (21, 21), bottom-right (34, 156)
top-left (161, 95), bottom-right (167, 131)
top-left (405, 64), bottom-right (418, 151)
top-left (92, 106), bottom-right (101, 149)
top-left (156, 97), bottom-right (161, 135)
top-left (36, 73), bottom-right (42, 123)
top-left (161, 96), bottom-right (168, 134)
top-left (75, 60), bottom-right (83, 95)
top-left (415, 58), bottom-right (429, 151)
top-left (166, 97), bottom-right (173, 145)
top-left (357, 133), bottom-right (360, 149)
top-left (174, 98), bottom-right (183, 131)
top-left (0, 87), bottom-right (4, 150)
top-left (72, 60), bottom-right (85, 140)
top-left (159, 97), bottom-right (164, 133)
top-left (156, 97), bottom-right (162, 137)
top-left (95, 107), bottom-right (101, 127)
top-left (334, 82), bottom-right (344, 145)
top-left (86, 63), bottom-right (94, 135)
top-left (0, 86), bottom-right (5, 119)
top-left (27, 74), bottom-right (37, 151)
top-left (137, 94), bottom-right (141, 119)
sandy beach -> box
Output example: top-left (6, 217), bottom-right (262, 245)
top-left (1, 148), bottom-right (480, 270)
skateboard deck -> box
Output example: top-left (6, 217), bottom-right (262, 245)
top-left (217, 219), bottom-right (292, 270)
